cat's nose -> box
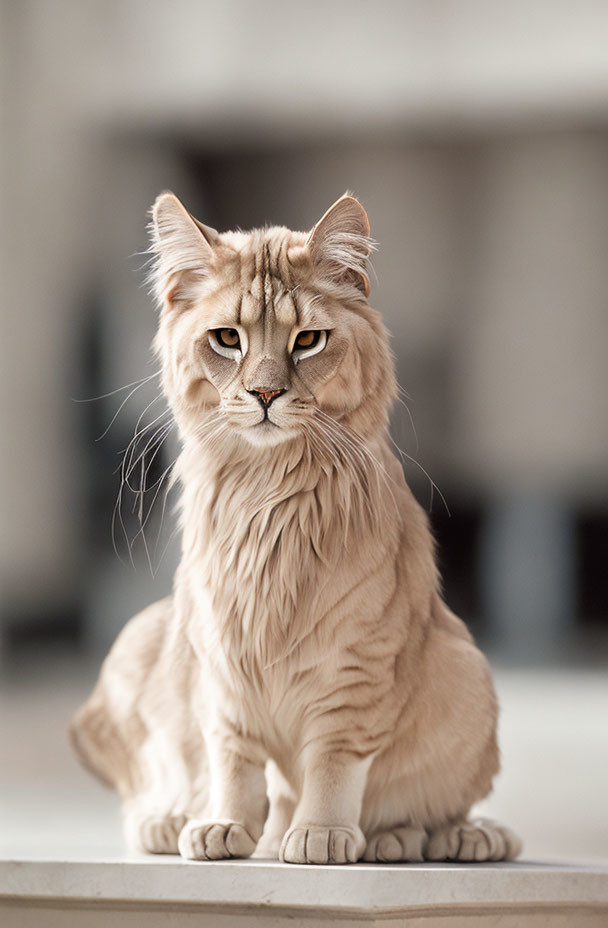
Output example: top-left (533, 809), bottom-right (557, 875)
top-left (248, 388), bottom-right (285, 408)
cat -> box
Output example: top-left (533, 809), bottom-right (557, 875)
top-left (70, 192), bottom-right (521, 865)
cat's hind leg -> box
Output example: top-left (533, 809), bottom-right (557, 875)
top-left (363, 818), bottom-right (521, 862)
top-left (425, 817), bottom-right (522, 862)
top-left (121, 720), bottom-right (209, 855)
top-left (124, 806), bottom-right (188, 854)
top-left (70, 597), bottom-right (210, 856)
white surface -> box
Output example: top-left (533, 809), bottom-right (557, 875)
top-left (1, 856), bottom-right (608, 912)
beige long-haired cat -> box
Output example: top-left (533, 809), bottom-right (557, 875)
top-left (70, 192), bottom-right (521, 865)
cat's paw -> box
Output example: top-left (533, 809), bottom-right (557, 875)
top-left (426, 817), bottom-right (522, 862)
top-left (279, 825), bottom-right (365, 864)
top-left (363, 825), bottom-right (427, 862)
top-left (125, 811), bottom-right (187, 854)
top-left (178, 820), bottom-right (256, 861)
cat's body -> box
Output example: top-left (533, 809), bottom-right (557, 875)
top-left (71, 194), bottom-right (521, 864)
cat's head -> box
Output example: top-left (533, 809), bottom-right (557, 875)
top-left (150, 192), bottom-right (396, 449)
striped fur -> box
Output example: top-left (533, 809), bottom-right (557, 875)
top-left (71, 193), bottom-right (521, 865)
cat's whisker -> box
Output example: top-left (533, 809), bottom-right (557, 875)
top-left (113, 402), bottom-right (226, 574)
top-left (387, 432), bottom-right (450, 517)
top-left (314, 410), bottom-right (399, 519)
top-left (315, 408), bottom-right (390, 484)
top-left (137, 412), bottom-right (226, 570)
top-left (123, 393), bottom-right (168, 453)
top-left (130, 459), bottom-right (176, 553)
top-left (112, 471), bottom-right (135, 568)
top-left (129, 425), bottom-right (174, 530)
top-left (304, 424), bottom-right (362, 542)
top-left (120, 413), bottom-right (172, 532)
top-left (95, 374), bottom-right (163, 441)
top-left (314, 410), bottom-right (389, 487)
top-left (124, 417), bottom-right (173, 491)
top-left (394, 383), bottom-right (419, 455)
top-left (72, 370), bottom-right (161, 405)
top-left (313, 419), bottom-right (366, 486)
top-left (115, 398), bottom-right (169, 485)
top-left (309, 418), bottom-right (380, 533)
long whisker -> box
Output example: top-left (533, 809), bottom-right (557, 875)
top-left (395, 383), bottom-right (419, 456)
top-left (129, 423), bottom-right (174, 529)
top-left (120, 392), bottom-right (167, 456)
top-left (111, 394), bottom-right (172, 567)
top-left (314, 409), bottom-right (399, 514)
top-left (313, 418), bottom-right (367, 484)
top-left (387, 431), bottom-right (450, 517)
top-left (95, 375), bottom-right (162, 441)
top-left (129, 459), bottom-right (175, 556)
top-left (72, 370), bottom-right (160, 405)
top-left (124, 414), bottom-right (173, 490)
top-left (315, 410), bottom-right (393, 489)
top-left (126, 409), bottom-right (227, 572)
top-left (116, 402), bottom-right (170, 516)
top-left (308, 415), bottom-right (382, 530)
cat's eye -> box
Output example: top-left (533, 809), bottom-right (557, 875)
top-left (291, 329), bottom-right (328, 364)
top-left (215, 328), bottom-right (240, 348)
top-left (294, 330), bottom-right (320, 349)
top-left (208, 327), bottom-right (242, 361)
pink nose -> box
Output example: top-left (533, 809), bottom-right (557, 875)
top-left (249, 388), bottom-right (284, 407)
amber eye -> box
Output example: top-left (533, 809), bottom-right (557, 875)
top-left (294, 330), bottom-right (321, 349)
top-left (215, 328), bottom-right (240, 349)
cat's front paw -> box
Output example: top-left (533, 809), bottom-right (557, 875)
top-left (178, 820), bottom-right (256, 860)
top-left (279, 824), bottom-right (365, 864)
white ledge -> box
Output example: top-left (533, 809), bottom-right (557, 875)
top-left (2, 854), bottom-right (608, 916)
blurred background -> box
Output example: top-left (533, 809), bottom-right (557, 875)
top-left (1, 0), bottom-right (606, 865)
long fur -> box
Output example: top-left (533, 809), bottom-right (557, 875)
top-left (71, 193), bottom-right (521, 865)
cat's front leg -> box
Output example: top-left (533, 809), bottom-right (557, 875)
top-left (279, 752), bottom-right (372, 864)
top-left (178, 729), bottom-right (268, 861)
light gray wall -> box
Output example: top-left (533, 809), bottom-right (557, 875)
top-left (3, 0), bottom-right (608, 624)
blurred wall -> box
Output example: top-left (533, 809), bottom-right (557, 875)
top-left (2, 0), bottom-right (607, 656)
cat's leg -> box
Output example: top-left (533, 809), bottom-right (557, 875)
top-left (425, 817), bottom-right (522, 862)
top-left (362, 825), bottom-right (427, 862)
top-left (363, 610), bottom-right (522, 863)
top-left (279, 753), bottom-right (371, 864)
top-left (254, 760), bottom-right (297, 859)
top-left (124, 804), bottom-right (188, 854)
top-left (121, 733), bottom-right (208, 855)
top-left (362, 818), bottom-right (521, 862)
top-left (178, 730), bottom-right (268, 861)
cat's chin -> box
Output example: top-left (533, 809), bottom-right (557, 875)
top-left (241, 420), bottom-right (298, 449)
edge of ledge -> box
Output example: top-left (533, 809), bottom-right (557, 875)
top-left (1, 858), bottom-right (608, 912)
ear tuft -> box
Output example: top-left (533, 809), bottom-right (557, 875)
top-left (148, 192), bottom-right (215, 309)
top-left (308, 193), bottom-right (375, 297)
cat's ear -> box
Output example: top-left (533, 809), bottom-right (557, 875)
top-left (149, 192), bottom-right (218, 309)
top-left (308, 193), bottom-right (374, 297)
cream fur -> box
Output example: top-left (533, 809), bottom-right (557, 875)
top-left (70, 193), bottom-right (521, 865)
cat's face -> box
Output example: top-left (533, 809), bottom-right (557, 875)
top-left (151, 193), bottom-right (395, 448)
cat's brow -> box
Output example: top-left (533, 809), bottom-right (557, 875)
top-left (296, 299), bottom-right (332, 329)
top-left (207, 290), bottom-right (243, 326)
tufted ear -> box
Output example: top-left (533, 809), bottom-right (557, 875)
top-left (149, 192), bottom-right (218, 309)
top-left (308, 193), bottom-right (374, 297)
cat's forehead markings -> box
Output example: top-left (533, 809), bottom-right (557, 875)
top-left (272, 281), bottom-right (298, 326)
top-left (241, 286), bottom-right (262, 326)
top-left (232, 230), bottom-right (299, 327)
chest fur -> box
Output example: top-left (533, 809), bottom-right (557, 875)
top-left (179, 441), bottom-right (389, 668)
